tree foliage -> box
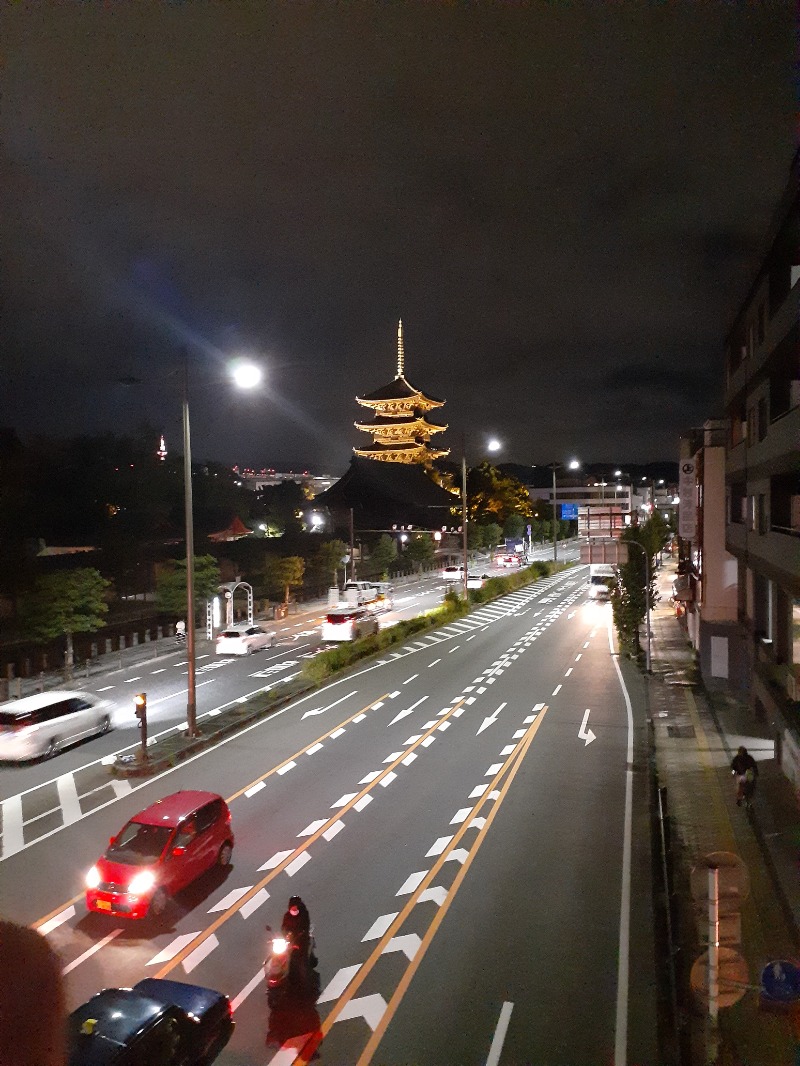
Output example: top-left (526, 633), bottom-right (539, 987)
top-left (367, 534), bottom-right (398, 578)
top-left (267, 556), bottom-right (306, 604)
top-left (466, 462), bottom-right (533, 525)
top-left (155, 555), bottom-right (221, 618)
top-left (19, 567), bottom-right (110, 675)
top-left (611, 518), bottom-right (667, 661)
top-left (404, 534), bottom-right (435, 572)
top-left (311, 539), bottom-right (349, 586)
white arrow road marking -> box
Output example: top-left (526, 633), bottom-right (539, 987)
top-left (319, 964), bottom-right (362, 1004)
top-left (184, 933), bottom-right (219, 973)
top-left (62, 929), bottom-right (122, 975)
top-left (469, 816), bottom-right (487, 830)
top-left (38, 905), bottom-right (75, 935)
top-left (444, 848), bottom-right (470, 865)
top-left (418, 886), bottom-right (447, 906)
top-left (240, 887), bottom-right (270, 919)
top-left (477, 702), bottom-right (507, 735)
top-left (338, 993), bottom-right (387, 1032)
top-left (259, 850), bottom-right (292, 871)
top-left (388, 696), bottom-right (428, 726)
top-left (578, 708), bottom-right (597, 746)
top-left (363, 913), bottom-right (398, 941)
top-left (147, 933), bottom-right (202, 966)
top-left (302, 690), bottom-right (358, 719)
top-left (383, 934), bottom-right (422, 960)
top-left (208, 886), bottom-right (252, 912)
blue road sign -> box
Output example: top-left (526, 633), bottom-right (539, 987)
top-left (761, 960), bottom-right (800, 1004)
top-left (561, 503), bottom-right (578, 520)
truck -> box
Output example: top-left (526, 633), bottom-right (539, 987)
top-left (588, 563), bottom-right (616, 600)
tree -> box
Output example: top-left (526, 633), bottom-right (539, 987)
top-left (312, 539), bottom-right (349, 586)
top-left (611, 521), bottom-right (661, 661)
top-left (155, 555), bottom-right (221, 621)
top-left (19, 568), bottom-right (110, 678)
top-left (404, 534), bottom-right (435, 572)
top-left (503, 513), bottom-right (526, 539)
top-left (467, 461), bottom-right (533, 525)
top-left (268, 556), bottom-right (305, 605)
top-left (481, 522), bottom-right (503, 552)
top-left (367, 534), bottom-right (398, 578)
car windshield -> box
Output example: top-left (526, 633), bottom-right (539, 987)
top-left (327, 612), bottom-right (357, 623)
top-left (218, 631), bottom-right (242, 639)
top-left (107, 822), bottom-right (173, 865)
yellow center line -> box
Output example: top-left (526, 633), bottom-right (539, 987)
top-left (154, 697), bottom-right (468, 978)
top-left (32, 692), bottom-right (389, 933)
top-left (296, 706), bottom-right (548, 1064)
top-left (227, 691), bottom-right (392, 802)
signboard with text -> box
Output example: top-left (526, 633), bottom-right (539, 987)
top-left (678, 459), bottom-right (697, 541)
top-left (560, 503), bottom-right (579, 520)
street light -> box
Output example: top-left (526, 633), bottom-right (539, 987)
top-left (461, 434), bottom-right (504, 598)
top-left (182, 352), bottom-right (262, 738)
top-left (550, 459), bottom-right (580, 564)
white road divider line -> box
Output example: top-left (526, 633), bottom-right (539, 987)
top-left (57, 774), bottom-right (82, 826)
top-left (259, 850), bottom-right (293, 872)
top-left (380, 772), bottom-right (397, 787)
top-left (363, 912), bottom-right (398, 941)
top-left (307, 743), bottom-right (323, 755)
top-left (332, 793), bottom-right (357, 808)
top-left (450, 808), bottom-right (471, 824)
top-left (323, 820), bottom-right (345, 842)
top-left (62, 929), bottom-right (122, 975)
top-left (38, 905), bottom-right (76, 935)
top-left (354, 795), bottom-right (373, 812)
top-left (276, 761), bottom-right (296, 775)
top-left (245, 781), bottom-right (266, 798)
top-left (425, 836), bottom-right (452, 857)
top-left (319, 964), bottom-right (362, 1004)
top-left (0, 795), bottom-right (24, 859)
top-left (330, 728), bottom-right (346, 739)
top-left (147, 933), bottom-right (202, 966)
top-left (486, 1001), bottom-right (514, 1066)
top-left (485, 763), bottom-right (503, 775)
top-left (285, 852), bottom-right (311, 877)
top-left (240, 887), bottom-right (270, 919)
top-left (360, 771), bottom-right (381, 784)
top-left (231, 968), bottom-right (265, 1012)
top-left (396, 871), bottom-right (427, 895)
top-left (384, 751), bottom-right (403, 763)
top-left (183, 934), bottom-right (219, 974)
top-left (208, 887), bottom-right (252, 912)
top-left (298, 819), bottom-right (328, 837)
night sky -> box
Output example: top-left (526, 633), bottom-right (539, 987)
top-left (2, 3), bottom-right (795, 474)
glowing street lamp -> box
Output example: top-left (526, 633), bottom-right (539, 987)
top-left (183, 354), bottom-right (262, 738)
top-left (550, 458), bottom-right (580, 565)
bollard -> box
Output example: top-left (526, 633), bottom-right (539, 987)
top-left (157, 626), bottom-right (163, 640)
top-left (144, 630), bottom-right (150, 643)
top-left (132, 632), bottom-right (139, 646)
top-left (91, 642), bottom-right (97, 659)
top-left (119, 635), bottom-right (126, 651)
top-left (105, 638), bottom-right (112, 655)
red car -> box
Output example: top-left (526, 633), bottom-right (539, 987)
top-left (86, 791), bottom-right (234, 920)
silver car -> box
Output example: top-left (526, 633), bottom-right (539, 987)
top-left (0, 690), bottom-right (112, 762)
top-left (215, 624), bottom-right (277, 655)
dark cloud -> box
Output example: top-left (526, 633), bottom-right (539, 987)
top-left (0, 2), bottom-right (794, 471)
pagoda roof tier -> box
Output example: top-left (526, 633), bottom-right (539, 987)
top-left (354, 440), bottom-right (450, 462)
top-left (357, 374), bottom-right (444, 410)
top-left (354, 414), bottom-right (447, 434)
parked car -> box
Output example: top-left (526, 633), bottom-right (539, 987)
top-left (85, 791), bottom-right (234, 919)
top-left (0, 691), bottom-right (111, 763)
top-left (442, 565), bottom-right (465, 581)
top-left (215, 624), bottom-right (277, 655)
top-left (68, 977), bottom-right (233, 1066)
top-left (321, 607), bottom-right (380, 642)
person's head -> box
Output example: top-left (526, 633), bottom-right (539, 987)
top-left (0, 920), bottom-right (65, 1066)
top-left (738, 746), bottom-right (747, 756)
top-left (288, 895), bottom-right (302, 916)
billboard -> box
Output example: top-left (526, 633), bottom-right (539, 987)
top-left (678, 460), bottom-right (697, 541)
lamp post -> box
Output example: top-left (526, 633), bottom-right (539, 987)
top-left (182, 351), bottom-right (262, 738)
top-left (550, 459), bottom-right (580, 564)
top-left (461, 435), bottom-right (503, 598)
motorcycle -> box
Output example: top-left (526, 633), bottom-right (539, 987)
top-left (265, 925), bottom-right (317, 1007)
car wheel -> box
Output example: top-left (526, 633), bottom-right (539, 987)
top-left (99, 714), bottom-right (111, 735)
top-left (149, 888), bottom-right (168, 918)
top-left (45, 738), bottom-right (60, 759)
top-left (271, 635), bottom-right (277, 647)
top-left (217, 841), bottom-right (233, 867)
top-left (247, 644), bottom-right (255, 654)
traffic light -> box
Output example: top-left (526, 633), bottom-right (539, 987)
top-left (134, 693), bottom-right (147, 721)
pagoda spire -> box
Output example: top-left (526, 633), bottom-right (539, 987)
top-left (397, 319), bottom-right (404, 378)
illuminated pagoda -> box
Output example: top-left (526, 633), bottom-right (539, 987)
top-left (353, 321), bottom-right (449, 463)
top-left (315, 321), bottom-right (456, 531)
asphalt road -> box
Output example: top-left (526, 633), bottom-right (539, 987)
top-left (0, 556), bottom-right (657, 1065)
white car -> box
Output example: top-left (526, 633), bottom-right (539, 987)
top-left (0, 690), bottom-right (111, 762)
top-left (321, 608), bottom-right (380, 643)
top-left (215, 624), bottom-right (277, 655)
top-left (442, 565), bottom-right (465, 581)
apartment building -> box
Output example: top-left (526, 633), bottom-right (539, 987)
top-left (724, 151), bottom-right (800, 788)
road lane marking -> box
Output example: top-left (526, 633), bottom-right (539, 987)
top-left (56, 774), bottom-right (82, 826)
top-left (323, 820), bottom-right (345, 841)
top-left (184, 934), bottom-right (219, 973)
top-left (147, 933), bottom-right (201, 966)
top-left (208, 887), bottom-right (252, 912)
top-left (486, 1001), bottom-right (514, 1066)
top-left (551, 684), bottom-right (562, 696)
top-left (231, 969), bottom-right (265, 1012)
top-left (38, 905), bottom-right (76, 935)
top-left (319, 964), bottom-right (362, 1004)
top-left (363, 913), bottom-right (398, 941)
top-left (380, 772), bottom-right (397, 786)
top-left (240, 887), bottom-right (270, 919)
top-left (402, 674), bottom-right (418, 685)
top-left (396, 871), bottom-right (427, 895)
top-left (300, 710), bottom-right (548, 1065)
top-left (245, 781), bottom-right (265, 798)
top-left (286, 852), bottom-right (311, 876)
top-left (62, 929), bottom-right (122, 975)
top-left (0, 795), bottom-right (24, 858)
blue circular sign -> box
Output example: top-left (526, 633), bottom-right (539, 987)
top-left (761, 960), bottom-right (800, 1003)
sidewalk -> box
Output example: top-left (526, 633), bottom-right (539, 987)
top-left (648, 556), bottom-right (800, 1064)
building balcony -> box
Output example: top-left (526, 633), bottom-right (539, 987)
top-left (746, 404), bottom-right (800, 479)
top-left (725, 284), bottom-right (800, 404)
top-left (727, 524), bottom-right (800, 583)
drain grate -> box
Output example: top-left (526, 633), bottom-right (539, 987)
top-left (667, 723), bottom-right (696, 739)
